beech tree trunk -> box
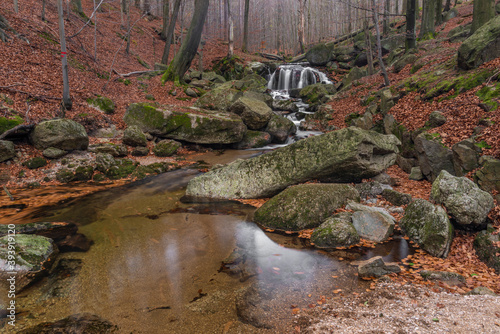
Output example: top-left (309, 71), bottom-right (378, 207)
top-left (14, 0), bottom-right (18, 13)
top-left (471, 0), bottom-right (495, 33)
top-left (364, 19), bottom-right (374, 75)
top-left (161, 0), bottom-right (170, 40)
top-left (406, 0), bottom-right (417, 50)
top-left (372, 0), bottom-right (390, 87)
top-left (435, 0), bottom-right (443, 26)
top-left (444, 0), bottom-right (452, 12)
top-left (383, 0), bottom-right (390, 36)
top-left (161, 0), bottom-right (181, 64)
top-left (226, 0), bottom-right (233, 57)
top-left (242, 0), bottom-right (249, 52)
top-left (57, 0), bottom-right (72, 111)
top-left (298, 0), bottom-right (306, 53)
top-left (162, 0), bottom-right (209, 83)
top-left (419, 0), bottom-right (436, 39)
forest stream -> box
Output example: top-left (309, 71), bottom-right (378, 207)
top-left (1, 149), bottom-right (412, 333)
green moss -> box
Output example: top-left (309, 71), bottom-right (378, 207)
top-left (344, 112), bottom-right (362, 125)
top-left (118, 78), bottom-right (131, 86)
top-left (105, 159), bottom-right (137, 180)
top-left (74, 166), bottom-right (94, 181)
top-left (474, 230), bottom-right (500, 274)
top-left (23, 157), bottom-right (47, 169)
top-left (0, 115), bottom-right (23, 134)
top-left (56, 168), bottom-right (75, 183)
top-left (39, 31), bottom-right (58, 45)
top-left (477, 83), bottom-right (500, 111)
top-left (136, 56), bottom-right (150, 69)
top-left (87, 96), bottom-right (115, 114)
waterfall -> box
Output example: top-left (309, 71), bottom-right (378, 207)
top-left (267, 64), bottom-right (331, 92)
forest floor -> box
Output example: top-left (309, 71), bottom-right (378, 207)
top-left (1, 1), bottom-right (500, 332)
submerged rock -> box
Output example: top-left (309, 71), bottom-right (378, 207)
top-left (400, 199), bottom-right (454, 258)
top-left (185, 127), bottom-right (400, 200)
top-left (19, 313), bottom-right (119, 334)
top-left (254, 184), bottom-right (360, 231)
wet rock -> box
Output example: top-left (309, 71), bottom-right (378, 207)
top-left (299, 83), bottom-right (336, 109)
top-left (57, 233), bottom-right (93, 252)
top-left (0, 222), bottom-right (77, 241)
top-left (0, 234), bottom-right (58, 291)
top-left (458, 16), bottom-right (500, 70)
top-left (19, 313), bottom-right (119, 334)
top-left (233, 130), bottom-right (271, 150)
top-left (43, 147), bottom-right (67, 159)
top-left (235, 285), bottom-right (274, 329)
top-left (431, 170), bottom-right (494, 229)
top-left (186, 127), bottom-right (400, 200)
top-left (473, 228), bottom-right (500, 274)
top-left (409, 166), bottom-right (424, 181)
top-left (230, 97), bottom-right (273, 130)
top-left (254, 184), bottom-right (360, 231)
top-left (89, 143), bottom-right (128, 157)
top-left (382, 189), bottom-right (412, 206)
top-left (426, 110), bottom-right (447, 128)
top-left (264, 113), bottom-right (297, 144)
top-left (30, 119), bottom-right (89, 151)
top-left (400, 199), bottom-right (454, 258)
top-left (122, 125), bottom-right (147, 147)
top-left (0, 140), bottom-right (15, 162)
top-left (40, 258), bottom-right (83, 299)
top-left (346, 202), bottom-right (395, 242)
top-left (153, 139), bottom-right (181, 157)
top-left (415, 132), bottom-right (455, 182)
top-left (419, 270), bottom-right (466, 286)
top-left (311, 212), bottom-right (360, 248)
top-left (357, 256), bottom-right (401, 278)
top-left (272, 99), bottom-right (299, 113)
top-left (474, 157), bottom-right (500, 193)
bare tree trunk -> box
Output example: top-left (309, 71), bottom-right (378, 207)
top-left (406, 0), bottom-right (417, 50)
top-left (298, 0), bottom-right (306, 53)
top-left (162, 0), bottom-right (209, 83)
top-left (57, 0), bottom-right (72, 111)
top-left (42, 0), bottom-right (47, 21)
top-left (444, 0), bottom-right (452, 12)
top-left (14, 0), bottom-right (18, 13)
top-left (242, 0), bottom-right (249, 52)
top-left (226, 0), bottom-right (233, 57)
top-left (383, 0), bottom-right (390, 35)
top-left (365, 19), bottom-right (374, 75)
top-left (471, 0), bottom-right (495, 33)
top-left (161, 0), bottom-right (181, 64)
top-left (93, 0), bottom-right (97, 60)
top-left (435, 0), bottom-right (443, 26)
top-left (126, 0), bottom-right (131, 54)
top-left (161, 0), bottom-right (170, 40)
top-left (419, 0), bottom-right (436, 39)
top-left (372, 0), bottom-right (390, 87)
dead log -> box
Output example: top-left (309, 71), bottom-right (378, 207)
top-left (259, 53), bottom-right (284, 61)
top-left (0, 124), bottom-right (34, 140)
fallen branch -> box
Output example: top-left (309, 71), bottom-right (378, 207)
top-left (112, 69), bottom-right (160, 78)
top-left (288, 54), bottom-right (306, 63)
top-left (0, 83), bottom-right (25, 89)
top-left (259, 53), bottom-right (284, 61)
top-left (2, 186), bottom-right (14, 201)
top-left (0, 124), bottom-right (34, 140)
top-left (0, 86), bottom-right (59, 102)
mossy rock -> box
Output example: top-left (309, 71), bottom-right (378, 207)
top-left (30, 119), bottom-right (89, 151)
top-left (306, 43), bottom-right (332, 66)
top-left (56, 168), bottom-right (75, 183)
top-left (0, 115), bottom-right (23, 135)
top-left (194, 81), bottom-right (243, 111)
top-left (311, 213), bottom-right (360, 248)
top-left (473, 228), bottom-right (500, 274)
top-left (105, 159), bottom-right (137, 180)
top-left (233, 130), bottom-right (271, 149)
top-left (23, 157), bottom-right (47, 169)
top-left (122, 125), bottom-right (147, 147)
top-left (153, 140), bottom-right (181, 157)
top-left (43, 147), bottom-right (67, 159)
top-left (87, 96), bottom-right (115, 114)
top-left (89, 143), bottom-right (128, 157)
top-left (253, 184), bottom-right (360, 231)
top-left (264, 113), bottom-right (296, 144)
top-left (0, 140), bottom-right (15, 162)
top-left (73, 166), bottom-right (94, 181)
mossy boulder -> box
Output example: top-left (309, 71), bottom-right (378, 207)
top-left (342, 67), bottom-right (367, 87)
top-left (474, 158), bottom-right (500, 193)
top-left (458, 15), bottom-right (500, 69)
top-left (393, 54), bottom-right (419, 73)
top-left (311, 212), bottom-right (360, 248)
top-left (95, 153), bottom-right (116, 173)
top-left (56, 168), bottom-right (75, 183)
top-left (0, 234), bottom-right (58, 291)
top-left (400, 199), bottom-right (454, 258)
top-left (452, 138), bottom-right (481, 176)
top-left (73, 166), bottom-right (94, 181)
top-left (122, 125), bottom-right (147, 147)
top-left (235, 74), bottom-right (268, 93)
top-left (253, 184), bottom-right (360, 231)
top-left (87, 96), bottom-right (115, 114)
top-left (124, 103), bottom-right (174, 135)
top-left (264, 113), bottom-right (297, 144)
top-left (23, 157), bottom-right (47, 169)
top-left (233, 130), bottom-right (271, 149)
top-left (186, 127), bottom-right (400, 200)
top-left (43, 147), bottom-right (67, 159)
top-left (0, 115), bottom-right (23, 135)
top-left (30, 119), bottom-right (89, 151)
top-left (426, 111), bottom-right (447, 128)
top-left (229, 97), bottom-right (273, 130)
top-left (431, 170), bottom-right (494, 228)
top-left (381, 189), bottom-right (412, 206)
top-left (194, 82), bottom-right (243, 110)
top-left (0, 140), bottom-right (15, 162)
top-left (299, 83), bottom-right (335, 107)
top-left (105, 159), bottom-right (137, 180)
top-left (272, 99), bottom-right (299, 113)
top-left (89, 143), bottom-right (128, 157)
top-left (305, 43), bottom-right (332, 66)
top-left (153, 139), bottom-right (181, 157)
top-left (474, 228), bottom-right (500, 274)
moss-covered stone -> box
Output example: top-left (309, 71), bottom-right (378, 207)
top-left (254, 184), bottom-right (360, 231)
top-left (458, 15), bottom-right (500, 69)
top-left (122, 125), bottom-right (147, 147)
top-left (0, 140), bottom-right (15, 162)
top-left (153, 139), bottom-right (181, 157)
top-left (229, 97), bottom-right (273, 130)
top-left (43, 147), bottom-right (67, 159)
top-left (0, 115), bottom-right (23, 134)
top-left (73, 166), bottom-right (94, 181)
top-left (23, 157), bottom-right (47, 169)
top-left (87, 96), bottom-right (115, 114)
top-left (30, 119), bottom-right (89, 151)
top-left (473, 228), bottom-right (500, 274)
top-left (56, 168), bottom-right (75, 183)
top-left (311, 212), bottom-right (359, 248)
top-left (104, 159), bottom-right (137, 180)
top-left (194, 81), bottom-right (243, 110)
top-left (88, 143), bottom-right (128, 157)
top-left (264, 113), bottom-right (296, 144)
top-left (233, 130), bottom-right (271, 149)
top-left (305, 43), bottom-right (332, 66)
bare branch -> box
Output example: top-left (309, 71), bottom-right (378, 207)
top-left (68, 0), bottom-right (106, 39)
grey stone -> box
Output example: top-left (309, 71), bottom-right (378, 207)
top-left (30, 119), bottom-right (89, 151)
top-left (186, 127), bottom-right (400, 200)
top-left (153, 139), bottom-right (182, 157)
top-left (357, 256), bottom-right (401, 279)
top-left (474, 158), bottom-right (500, 193)
top-left (272, 99), bottom-right (299, 113)
top-left (415, 132), bottom-right (455, 182)
top-left (233, 131), bottom-right (271, 150)
top-left (409, 166), bottom-right (425, 181)
top-left (352, 211), bottom-right (394, 242)
top-left (185, 88), bottom-right (198, 97)
top-left (400, 199), bottom-right (454, 258)
top-left (452, 138), bottom-right (481, 176)
top-left (19, 313), bottom-right (119, 334)
top-left (253, 184), bottom-right (360, 231)
top-left (264, 113), bottom-right (297, 144)
top-left (466, 287), bottom-right (497, 296)
top-left (131, 146), bottom-right (149, 156)
top-left (393, 53), bottom-right (418, 73)
top-left (379, 89), bottom-right (395, 114)
top-left (419, 270), bottom-right (466, 285)
top-left (305, 43), bottom-right (332, 66)
top-left (396, 155), bottom-right (418, 174)
top-left (474, 228), bottom-right (500, 274)
top-left (311, 213), bottom-right (360, 248)
top-left (431, 170), bottom-right (494, 228)
top-left (426, 111), bottom-right (447, 128)
top-left (351, 112), bottom-right (373, 130)
top-left (122, 125), bottom-right (147, 147)
top-left (0, 140), bottom-right (15, 162)
top-left (382, 189), bottom-right (412, 206)
top-left (89, 143), bottom-right (128, 157)
top-left (354, 181), bottom-right (392, 199)
top-left (95, 153), bottom-right (116, 173)
top-left (458, 16), bottom-right (500, 69)
top-left (230, 97), bottom-right (273, 130)
top-left (43, 147), bottom-right (67, 159)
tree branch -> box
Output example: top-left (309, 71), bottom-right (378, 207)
top-left (68, 0), bottom-right (106, 39)
top-left (0, 124), bottom-right (34, 140)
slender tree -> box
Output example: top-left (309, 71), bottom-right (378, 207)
top-left (42, 0), bottom-right (47, 21)
top-left (57, 0), bottom-right (72, 111)
top-left (14, 0), bottom-right (18, 13)
top-left (162, 0), bottom-right (209, 82)
top-left (419, 0), bottom-right (436, 39)
top-left (161, 0), bottom-right (170, 40)
top-left (471, 0), bottom-right (495, 33)
top-left (372, 0), bottom-right (390, 87)
top-left (161, 0), bottom-right (181, 64)
top-left (242, 0), bottom-right (250, 52)
top-left (226, 0), bottom-right (233, 57)
top-left (406, 0), bottom-right (417, 50)
top-left (444, 0), bottom-right (452, 12)
top-left (298, 0), bottom-right (307, 53)
top-left (383, 0), bottom-right (390, 36)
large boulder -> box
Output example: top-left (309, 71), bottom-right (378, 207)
top-left (264, 113), bottom-right (297, 144)
top-left (431, 170), bottom-right (494, 228)
top-left (124, 103), bottom-right (247, 144)
top-left (305, 43), bottom-right (331, 66)
top-left (229, 97), bottom-right (273, 130)
top-left (0, 140), bottom-right (15, 162)
top-left (0, 234), bottom-right (58, 291)
top-left (474, 158), bottom-right (500, 193)
top-left (415, 132), bottom-right (455, 182)
top-left (458, 15), bottom-right (500, 70)
top-left (185, 127), bottom-right (400, 199)
top-left (253, 184), bottom-right (360, 231)
top-left (30, 119), bottom-right (89, 151)
top-left (311, 212), bottom-right (360, 248)
top-left (299, 83), bottom-right (336, 108)
top-left (194, 82), bottom-right (242, 110)
top-left (400, 199), bottom-right (454, 258)
top-left (342, 67), bottom-right (367, 87)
